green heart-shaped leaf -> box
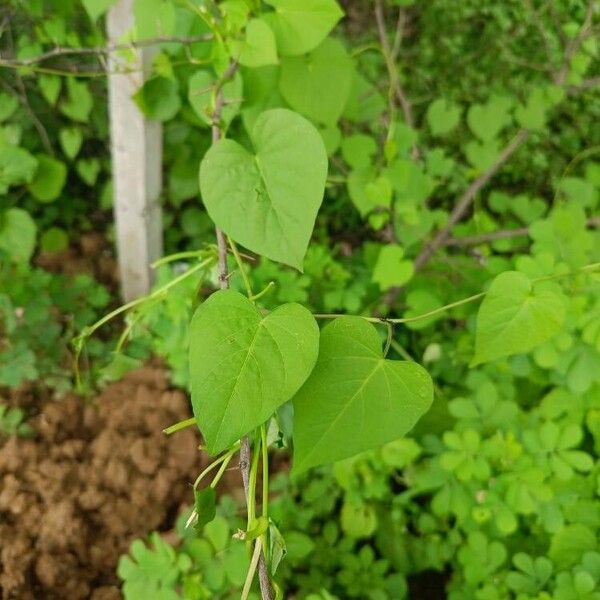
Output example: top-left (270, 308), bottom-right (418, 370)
top-left (264, 0), bottom-right (343, 56)
top-left (466, 97), bottom-right (512, 142)
top-left (59, 127), bottom-right (83, 160)
top-left (189, 290), bottom-right (319, 454)
top-left (76, 158), bottom-right (101, 186)
top-left (0, 208), bottom-right (36, 263)
top-left (471, 271), bottom-right (566, 366)
top-left (426, 98), bottom-right (461, 136)
top-left (279, 37), bottom-right (353, 125)
top-left (38, 75), bottom-right (61, 106)
top-left (230, 18), bottom-right (278, 68)
top-left (292, 316), bottom-right (433, 473)
top-left (199, 108), bottom-right (328, 269)
top-left (29, 154), bottom-right (67, 203)
top-left (82, 0), bottom-right (116, 21)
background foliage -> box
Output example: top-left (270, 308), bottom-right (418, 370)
top-left (1, 0), bottom-right (599, 598)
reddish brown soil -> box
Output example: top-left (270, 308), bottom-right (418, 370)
top-left (0, 366), bottom-right (206, 600)
top-left (36, 231), bottom-right (119, 289)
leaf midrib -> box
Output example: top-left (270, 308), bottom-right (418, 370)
top-left (212, 315), bottom-right (265, 449)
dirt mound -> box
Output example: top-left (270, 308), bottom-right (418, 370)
top-left (0, 366), bottom-right (202, 599)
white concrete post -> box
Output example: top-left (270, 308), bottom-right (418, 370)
top-left (107, 0), bottom-right (162, 301)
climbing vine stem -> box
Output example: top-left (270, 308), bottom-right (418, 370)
top-left (313, 262), bottom-right (600, 327)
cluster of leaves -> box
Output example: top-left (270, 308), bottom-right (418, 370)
top-left (0, 258), bottom-right (111, 391)
top-left (279, 359), bottom-right (600, 599)
top-left (0, 403), bottom-right (33, 437)
top-left (118, 498), bottom-right (254, 600)
top-left (0, 1), bottom-right (112, 253)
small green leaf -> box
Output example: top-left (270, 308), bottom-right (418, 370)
top-left (426, 98), bottom-right (461, 136)
top-left (40, 227), bottom-right (69, 253)
top-left (59, 127), bottom-right (83, 160)
top-left (244, 516), bottom-right (269, 542)
top-left (38, 74), bottom-right (61, 106)
top-left (28, 154), bottom-right (67, 202)
top-left (199, 108), bottom-right (328, 269)
top-left (60, 77), bottom-right (93, 123)
top-left (372, 245), bottom-right (414, 290)
top-left (467, 96), bottom-right (512, 142)
top-left (472, 271), bottom-right (566, 366)
top-left (341, 134), bottom-right (377, 170)
top-left (464, 139), bottom-right (501, 171)
top-left (292, 316), bottom-right (433, 473)
top-left (194, 487), bottom-right (217, 530)
top-left (187, 70), bottom-right (243, 127)
top-left (341, 502), bottom-right (377, 538)
top-left (279, 38), bottom-right (353, 125)
top-left (231, 18), bottom-right (278, 68)
top-left (264, 0), bottom-right (344, 56)
top-left (82, 0), bottom-right (116, 21)
top-left (0, 93), bottom-right (19, 123)
top-left (549, 524), bottom-right (597, 569)
top-left (189, 289), bottom-right (319, 454)
top-left (515, 88), bottom-right (548, 131)
top-left (0, 144), bottom-right (38, 193)
top-left (0, 208), bottom-right (37, 263)
top-left (76, 158), bottom-right (101, 186)
top-left (283, 531), bottom-right (313, 561)
top-left (134, 77), bottom-right (181, 122)
top-left (269, 522), bottom-right (287, 575)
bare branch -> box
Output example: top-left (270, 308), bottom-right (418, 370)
top-left (444, 227), bottom-right (530, 247)
top-left (1, 26), bottom-right (54, 154)
top-left (413, 129), bottom-right (530, 271)
top-left (374, 0), bottom-right (418, 160)
top-left (0, 34), bottom-right (212, 68)
top-left (445, 217), bottom-right (600, 247)
top-left (387, 0), bottom-right (597, 299)
top-left (569, 75), bottom-right (600, 93)
top-left (553, 0), bottom-right (596, 86)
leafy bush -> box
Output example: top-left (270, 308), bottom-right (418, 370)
top-left (2, 0), bottom-right (599, 598)
top-left (0, 260), bottom-right (111, 391)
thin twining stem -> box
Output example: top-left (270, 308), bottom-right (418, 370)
top-left (315, 262), bottom-right (600, 325)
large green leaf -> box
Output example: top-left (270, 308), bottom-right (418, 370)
top-left (471, 271), bottom-right (567, 366)
top-left (199, 108), bottom-right (328, 269)
top-left (279, 38), bottom-right (353, 125)
top-left (189, 290), bottom-right (319, 454)
top-left (264, 0), bottom-right (343, 56)
top-left (292, 316), bottom-right (433, 473)
top-left (0, 208), bottom-right (37, 263)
